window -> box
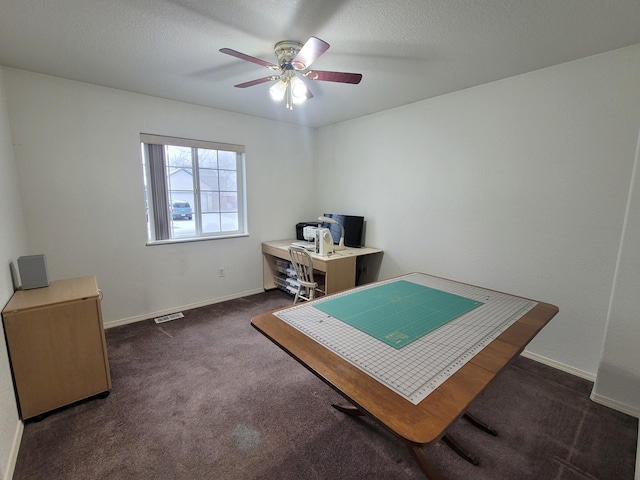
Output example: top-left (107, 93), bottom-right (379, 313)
top-left (141, 134), bottom-right (247, 243)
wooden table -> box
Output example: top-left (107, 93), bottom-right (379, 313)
top-left (251, 273), bottom-right (558, 479)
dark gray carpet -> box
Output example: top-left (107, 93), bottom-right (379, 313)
top-left (12, 290), bottom-right (638, 479)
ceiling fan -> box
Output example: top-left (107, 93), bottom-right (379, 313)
top-left (219, 37), bottom-right (362, 111)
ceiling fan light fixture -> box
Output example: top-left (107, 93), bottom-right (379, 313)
top-left (290, 76), bottom-right (308, 104)
top-left (220, 36), bottom-right (362, 112)
top-left (269, 79), bottom-right (287, 101)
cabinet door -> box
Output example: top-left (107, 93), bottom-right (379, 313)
top-left (4, 298), bottom-right (110, 419)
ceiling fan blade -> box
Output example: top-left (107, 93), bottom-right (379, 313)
top-left (304, 70), bottom-right (362, 84)
top-left (291, 37), bottom-right (330, 70)
top-left (219, 48), bottom-right (279, 70)
top-left (234, 76), bottom-right (278, 88)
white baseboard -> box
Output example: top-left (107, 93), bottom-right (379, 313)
top-left (522, 350), bottom-right (639, 479)
top-left (521, 351), bottom-right (639, 418)
top-left (3, 419), bottom-right (22, 480)
top-left (103, 288), bottom-right (265, 329)
top-left (589, 392), bottom-right (640, 418)
top-left (520, 350), bottom-right (596, 382)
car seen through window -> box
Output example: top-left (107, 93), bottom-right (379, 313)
top-left (171, 201), bottom-right (192, 220)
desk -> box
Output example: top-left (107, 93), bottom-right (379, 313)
top-left (262, 240), bottom-right (383, 295)
top-left (251, 273), bottom-right (558, 479)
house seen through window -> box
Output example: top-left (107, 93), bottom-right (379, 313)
top-left (141, 134), bottom-right (247, 243)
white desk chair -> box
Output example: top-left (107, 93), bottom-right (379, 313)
top-left (288, 246), bottom-right (324, 304)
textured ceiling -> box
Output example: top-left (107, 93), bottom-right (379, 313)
top-left (1, 0), bottom-right (640, 127)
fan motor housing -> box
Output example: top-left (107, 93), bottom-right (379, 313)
top-left (274, 40), bottom-right (303, 69)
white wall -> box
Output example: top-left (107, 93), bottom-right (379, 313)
top-left (592, 129), bottom-right (640, 415)
top-left (3, 69), bottom-right (316, 324)
top-left (315, 45), bottom-right (640, 382)
top-left (0, 69), bottom-right (26, 480)
top-left (2, 44), bottom-right (640, 476)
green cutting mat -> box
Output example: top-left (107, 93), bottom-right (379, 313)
top-left (314, 280), bottom-right (484, 349)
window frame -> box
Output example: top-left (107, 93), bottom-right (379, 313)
top-left (141, 133), bottom-right (248, 245)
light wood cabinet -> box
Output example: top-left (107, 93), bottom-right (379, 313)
top-left (2, 276), bottom-right (111, 420)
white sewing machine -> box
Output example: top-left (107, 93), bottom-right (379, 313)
top-left (296, 225), bottom-right (334, 256)
top-left (314, 227), bottom-right (334, 256)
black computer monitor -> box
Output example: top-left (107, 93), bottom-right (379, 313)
top-left (322, 214), bottom-right (365, 248)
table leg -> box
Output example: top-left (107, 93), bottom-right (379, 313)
top-left (464, 412), bottom-right (498, 436)
top-left (437, 412), bottom-right (497, 465)
top-left (331, 403), bottom-right (366, 416)
top-left (332, 403), bottom-right (444, 479)
top-left (442, 434), bottom-right (479, 466)
top-left (407, 445), bottom-right (444, 480)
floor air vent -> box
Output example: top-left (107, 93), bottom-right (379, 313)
top-left (154, 312), bottom-right (184, 324)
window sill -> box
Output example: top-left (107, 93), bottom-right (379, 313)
top-left (146, 233), bottom-right (249, 246)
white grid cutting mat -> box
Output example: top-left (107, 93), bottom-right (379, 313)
top-left (275, 273), bottom-right (536, 405)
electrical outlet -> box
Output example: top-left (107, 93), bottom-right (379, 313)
top-left (218, 267), bottom-right (225, 277)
